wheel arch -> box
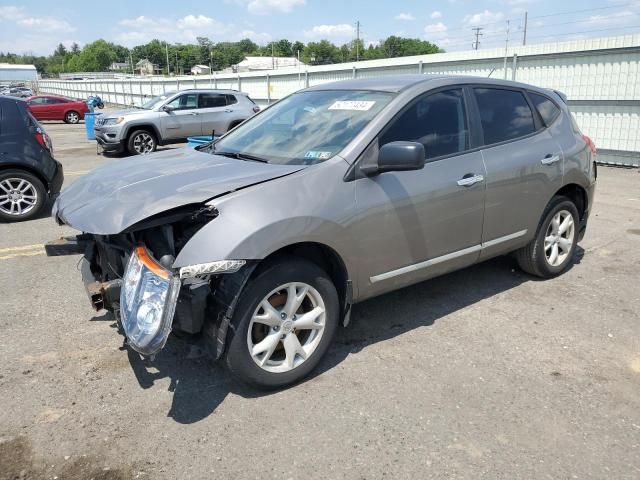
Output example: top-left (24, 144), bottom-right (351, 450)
top-left (553, 183), bottom-right (587, 222)
top-left (253, 241), bottom-right (352, 321)
top-left (123, 123), bottom-right (161, 143)
top-left (0, 164), bottom-right (49, 191)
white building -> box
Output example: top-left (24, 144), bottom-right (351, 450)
top-left (0, 63), bottom-right (38, 82)
top-left (191, 64), bottom-right (211, 75)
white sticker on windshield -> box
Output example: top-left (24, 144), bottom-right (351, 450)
top-left (328, 101), bottom-right (376, 111)
top-left (305, 151), bottom-right (333, 160)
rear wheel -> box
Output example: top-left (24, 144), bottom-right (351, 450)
top-left (64, 110), bottom-right (80, 124)
top-left (225, 258), bottom-right (339, 389)
top-left (516, 196), bottom-right (579, 278)
top-left (0, 170), bottom-right (46, 222)
top-left (127, 129), bottom-right (157, 155)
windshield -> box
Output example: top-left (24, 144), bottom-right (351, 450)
top-left (212, 90), bottom-right (394, 165)
top-left (141, 92), bottom-right (176, 110)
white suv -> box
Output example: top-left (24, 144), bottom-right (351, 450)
top-left (94, 89), bottom-right (260, 155)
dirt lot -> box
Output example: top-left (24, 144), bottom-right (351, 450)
top-left (1, 121), bottom-right (639, 479)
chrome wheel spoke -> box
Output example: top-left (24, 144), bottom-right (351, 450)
top-left (557, 237), bottom-right (571, 253)
top-left (283, 333), bottom-right (306, 369)
top-left (283, 284), bottom-right (308, 318)
top-left (253, 300), bottom-right (282, 327)
top-left (551, 216), bottom-right (560, 234)
top-left (294, 306), bottom-right (324, 330)
top-left (0, 181), bottom-right (10, 193)
top-left (559, 215), bottom-right (573, 235)
top-left (252, 333), bottom-right (281, 365)
top-left (549, 243), bottom-right (559, 265)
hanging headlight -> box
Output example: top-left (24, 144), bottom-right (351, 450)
top-left (120, 245), bottom-right (180, 355)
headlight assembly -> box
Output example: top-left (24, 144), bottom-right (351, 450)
top-left (179, 260), bottom-right (246, 279)
top-left (120, 245), bottom-right (180, 355)
top-left (102, 117), bottom-right (124, 126)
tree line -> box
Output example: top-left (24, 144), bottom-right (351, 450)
top-left (0, 36), bottom-right (443, 76)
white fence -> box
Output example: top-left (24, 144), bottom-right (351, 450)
top-left (38, 35), bottom-right (640, 166)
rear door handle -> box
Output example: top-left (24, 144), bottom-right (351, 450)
top-left (189, 112), bottom-right (199, 116)
top-left (457, 174), bottom-right (484, 187)
top-left (541, 154), bottom-right (561, 165)
top-left (225, 109), bottom-right (233, 113)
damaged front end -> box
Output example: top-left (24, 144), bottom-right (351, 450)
top-left (46, 204), bottom-right (254, 358)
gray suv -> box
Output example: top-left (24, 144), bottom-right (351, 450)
top-left (94, 89), bottom-right (260, 155)
top-left (49, 75), bottom-right (596, 389)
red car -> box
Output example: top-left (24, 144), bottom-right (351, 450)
top-left (26, 95), bottom-right (89, 124)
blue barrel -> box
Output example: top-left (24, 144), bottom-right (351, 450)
top-left (187, 135), bottom-right (217, 148)
top-left (84, 112), bottom-right (102, 140)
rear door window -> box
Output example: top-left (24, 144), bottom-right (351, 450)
top-left (474, 88), bottom-right (535, 145)
top-left (380, 88), bottom-right (469, 161)
top-left (528, 92), bottom-right (561, 127)
top-left (225, 94), bottom-right (238, 105)
top-left (198, 93), bottom-right (227, 108)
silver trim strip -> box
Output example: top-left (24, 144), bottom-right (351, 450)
top-left (482, 229), bottom-right (528, 249)
top-left (370, 229), bottom-right (528, 284)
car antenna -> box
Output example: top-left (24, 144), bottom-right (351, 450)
top-left (487, 68), bottom-right (496, 78)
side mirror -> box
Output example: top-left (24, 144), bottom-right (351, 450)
top-left (162, 104), bottom-right (174, 112)
top-left (361, 141), bottom-right (426, 176)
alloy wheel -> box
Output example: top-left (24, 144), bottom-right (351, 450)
top-left (66, 112), bottom-right (79, 123)
top-left (544, 209), bottom-right (575, 267)
top-left (0, 178), bottom-right (38, 217)
top-left (133, 132), bottom-right (154, 154)
top-left (247, 282), bottom-right (326, 373)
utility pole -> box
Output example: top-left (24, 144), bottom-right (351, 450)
top-left (272, 43), bottom-right (275, 70)
top-left (129, 52), bottom-right (134, 75)
top-left (522, 11), bottom-right (528, 46)
top-left (165, 42), bottom-right (170, 76)
top-left (356, 20), bottom-right (360, 62)
top-left (472, 26), bottom-right (483, 50)
top-left (503, 20), bottom-right (511, 79)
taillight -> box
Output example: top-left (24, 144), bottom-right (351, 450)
top-left (583, 135), bottom-right (596, 156)
top-left (35, 127), bottom-right (52, 151)
top-left (252, 105), bottom-right (261, 113)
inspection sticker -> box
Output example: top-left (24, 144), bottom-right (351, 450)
top-left (328, 101), bottom-right (376, 111)
top-left (304, 151), bottom-right (333, 160)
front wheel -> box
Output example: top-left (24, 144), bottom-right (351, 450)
top-left (516, 196), bottom-right (579, 278)
top-left (225, 258), bottom-right (339, 389)
top-left (127, 130), bottom-right (157, 155)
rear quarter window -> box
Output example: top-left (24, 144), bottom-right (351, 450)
top-left (528, 92), bottom-right (561, 127)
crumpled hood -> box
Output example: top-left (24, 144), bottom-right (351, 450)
top-left (54, 148), bottom-right (304, 234)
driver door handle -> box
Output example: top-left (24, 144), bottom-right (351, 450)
top-left (457, 174), bottom-right (484, 187)
top-left (541, 154), bottom-right (561, 165)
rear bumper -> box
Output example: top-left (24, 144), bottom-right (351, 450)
top-left (49, 161), bottom-right (64, 195)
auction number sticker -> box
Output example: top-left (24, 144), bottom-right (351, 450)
top-left (328, 101), bottom-right (376, 111)
top-left (305, 151), bottom-right (333, 160)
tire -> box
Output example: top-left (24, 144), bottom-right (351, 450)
top-left (516, 196), bottom-right (580, 278)
top-left (225, 258), bottom-right (339, 389)
top-left (64, 110), bottom-right (80, 124)
top-left (127, 129), bottom-right (157, 155)
top-left (0, 169), bottom-right (47, 222)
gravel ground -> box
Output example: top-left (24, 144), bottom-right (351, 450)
top-left (1, 121), bottom-right (639, 479)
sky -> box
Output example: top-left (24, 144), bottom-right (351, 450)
top-left (1, 0), bottom-right (639, 55)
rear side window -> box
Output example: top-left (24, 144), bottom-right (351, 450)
top-left (225, 94), bottom-right (238, 105)
top-left (198, 93), bottom-right (227, 108)
top-left (474, 88), bottom-right (535, 145)
top-left (528, 92), bottom-right (561, 127)
top-left (380, 88), bottom-right (469, 160)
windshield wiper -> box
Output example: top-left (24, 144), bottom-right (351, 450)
top-left (214, 151), bottom-right (269, 163)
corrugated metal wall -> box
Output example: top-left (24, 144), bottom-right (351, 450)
top-left (38, 34), bottom-right (640, 166)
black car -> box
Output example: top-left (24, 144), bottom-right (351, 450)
top-left (0, 96), bottom-right (63, 221)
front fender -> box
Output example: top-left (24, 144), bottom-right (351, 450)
top-left (173, 215), bottom-right (354, 275)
